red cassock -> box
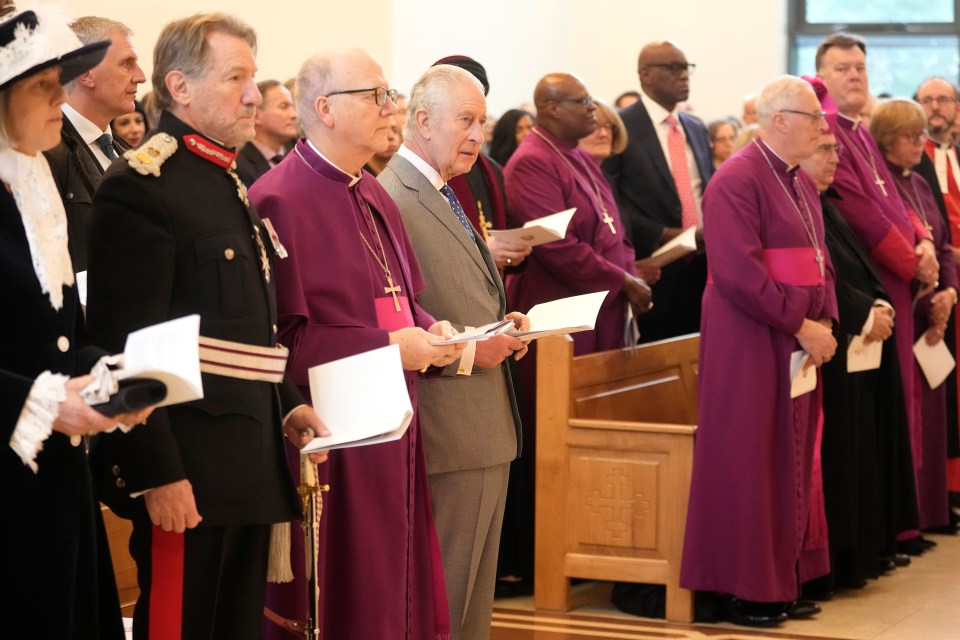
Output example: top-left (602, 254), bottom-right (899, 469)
top-left (250, 140), bottom-right (449, 640)
top-left (680, 140), bottom-right (838, 602)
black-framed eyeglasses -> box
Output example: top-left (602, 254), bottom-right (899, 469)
top-left (645, 63), bottom-right (696, 75)
top-left (782, 108), bottom-right (827, 123)
top-left (324, 86), bottom-right (399, 107)
top-left (552, 95), bottom-right (595, 107)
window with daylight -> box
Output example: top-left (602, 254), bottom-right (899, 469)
top-left (789, 0), bottom-right (960, 98)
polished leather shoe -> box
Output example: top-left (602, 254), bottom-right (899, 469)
top-left (494, 578), bottom-right (532, 599)
top-left (721, 597), bottom-right (787, 628)
top-left (925, 521), bottom-right (960, 536)
top-left (786, 599), bottom-right (822, 619)
top-left (897, 537), bottom-right (928, 556)
top-left (879, 557), bottom-right (897, 573)
top-left (892, 553), bottom-right (911, 566)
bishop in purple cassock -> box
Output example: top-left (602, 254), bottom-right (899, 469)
top-left (251, 49), bottom-right (459, 640)
top-left (680, 77), bottom-right (838, 626)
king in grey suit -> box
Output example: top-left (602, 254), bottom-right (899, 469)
top-left (379, 64), bottom-right (526, 640)
top-left (604, 41), bottom-right (714, 343)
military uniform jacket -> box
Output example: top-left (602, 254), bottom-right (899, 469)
top-left (86, 111), bottom-right (301, 526)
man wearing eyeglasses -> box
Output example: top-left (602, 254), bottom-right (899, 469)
top-left (817, 36), bottom-right (938, 550)
top-left (605, 41), bottom-right (714, 346)
top-left (914, 76), bottom-right (960, 532)
top-left (249, 47), bottom-right (462, 640)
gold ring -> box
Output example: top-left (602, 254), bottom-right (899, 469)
top-left (646, 302), bottom-right (654, 310)
top-left (506, 257), bottom-right (512, 265)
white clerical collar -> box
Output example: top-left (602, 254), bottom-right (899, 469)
top-left (640, 89), bottom-right (676, 126)
top-left (838, 111), bottom-right (861, 130)
top-left (397, 143), bottom-right (444, 191)
top-left (306, 138), bottom-right (361, 186)
top-left (756, 137), bottom-right (796, 170)
top-left (62, 103), bottom-right (108, 144)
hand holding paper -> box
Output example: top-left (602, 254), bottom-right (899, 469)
top-left (635, 226), bottom-right (698, 269)
top-left (488, 208), bottom-right (576, 247)
top-left (509, 291), bottom-right (609, 342)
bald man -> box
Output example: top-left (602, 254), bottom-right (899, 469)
top-left (604, 41), bottom-right (714, 345)
top-left (498, 72), bottom-right (647, 589)
top-left (250, 47), bottom-right (461, 640)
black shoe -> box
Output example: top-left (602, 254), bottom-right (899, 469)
top-left (897, 537), bottom-right (927, 556)
top-left (494, 578), bottom-right (532, 599)
top-left (835, 576), bottom-right (867, 590)
top-left (721, 597), bottom-right (787, 628)
top-left (786, 599), bottom-right (821, 619)
top-left (916, 535), bottom-right (938, 549)
top-left (879, 557), bottom-right (897, 573)
top-left (892, 553), bottom-right (911, 566)
top-left (925, 520), bottom-right (960, 536)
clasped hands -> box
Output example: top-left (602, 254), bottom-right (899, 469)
top-left (914, 240), bottom-right (940, 298)
top-left (796, 318), bottom-right (837, 369)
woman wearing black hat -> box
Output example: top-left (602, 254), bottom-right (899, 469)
top-left (0, 8), bottom-right (151, 636)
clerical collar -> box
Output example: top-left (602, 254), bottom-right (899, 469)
top-left (62, 103), bottom-right (109, 145)
top-left (640, 89), bottom-right (677, 127)
top-left (756, 137), bottom-right (795, 171)
top-left (837, 111), bottom-right (861, 130)
top-left (396, 143), bottom-right (444, 191)
top-left (305, 138), bottom-right (361, 187)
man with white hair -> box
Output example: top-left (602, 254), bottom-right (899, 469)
top-left (378, 64), bottom-right (528, 640)
top-left (250, 47), bottom-right (461, 640)
top-left (44, 15), bottom-right (146, 270)
top-left (679, 75), bottom-right (838, 627)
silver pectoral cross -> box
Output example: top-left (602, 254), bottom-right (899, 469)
top-left (875, 175), bottom-right (887, 197)
top-left (816, 249), bottom-right (824, 277)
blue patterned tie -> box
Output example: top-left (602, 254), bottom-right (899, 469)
top-left (439, 184), bottom-right (476, 241)
top-left (96, 132), bottom-right (119, 160)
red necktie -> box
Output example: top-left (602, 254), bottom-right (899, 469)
top-left (666, 114), bottom-right (698, 229)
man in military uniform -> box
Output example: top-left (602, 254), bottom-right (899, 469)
top-left (85, 13), bottom-right (326, 640)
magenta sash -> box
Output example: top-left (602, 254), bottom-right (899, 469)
top-left (708, 247), bottom-right (824, 286)
top-left (375, 295), bottom-right (414, 331)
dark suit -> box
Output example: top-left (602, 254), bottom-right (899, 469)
top-left (44, 113), bottom-right (124, 271)
top-left (0, 188), bottom-right (123, 639)
top-left (235, 141), bottom-right (273, 188)
top-left (380, 153), bottom-right (521, 640)
top-left (604, 98), bottom-right (713, 342)
top-left (86, 111), bottom-right (301, 640)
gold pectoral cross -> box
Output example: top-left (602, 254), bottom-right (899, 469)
top-left (875, 175), bottom-right (887, 197)
top-left (815, 249), bottom-right (825, 277)
top-left (384, 275), bottom-right (402, 312)
top-left (602, 211), bottom-right (617, 235)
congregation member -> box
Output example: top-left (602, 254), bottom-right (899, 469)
top-left (742, 93), bottom-right (758, 125)
top-left (250, 47), bottom-right (462, 640)
top-left (86, 13), bottom-right (328, 639)
top-left (707, 119), bottom-right (736, 170)
top-left (0, 9), bottom-right (151, 638)
top-left (817, 35), bottom-right (937, 560)
top-left (434, 56), bottom-right (531, 271)
top-left (362, 110), bottom-right (402, 175)
top-left (498, 72), bottom-right (649, 592)
top-left (798, 114), bottom-right (913, 593)
top-left (605, 41), bottom-right (713, 343)
top-left (235, 79), bottom-right (297, 187)
top-left (873, 98), bottom-right (959, 540)
top-left (579, 99), bottom-right (628, 165)
top-left (680, 75), bottom-right (838, 627)
top-left (43, 15), bottom-right (146, 271)
top-left (915, 77), bottom-right (960, 521)
top-left (110, 99), bottom-right (148, 147)
top-left (379, 63), bottom-right (528, 640)
top-left (615, 90), bottom-right (641, 109)
top-left (489, 108), bottom-right (535, 167)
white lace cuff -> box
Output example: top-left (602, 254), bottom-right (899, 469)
top-left (9, 371), bottom-right (69, 473)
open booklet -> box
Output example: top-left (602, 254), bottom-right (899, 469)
top-left (116, 314), bottom-right (204, 407)
top-left (488, 208), bottom-right (576, 247)
top-left (636, 226), bottom-right (698, 269)
top-left (301, 344), bottom-right (413, 453)
top-left (508, 291), bottom-right (609, 342)
top-left (790, 350), bottom-right (817, 399)
top-left (440, 319), bottom-right (515, 345)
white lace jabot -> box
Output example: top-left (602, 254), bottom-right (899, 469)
top-left (0, 147), bottom-right (74, 310)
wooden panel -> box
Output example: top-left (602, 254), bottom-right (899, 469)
top-left (101, 504), bottom-right (139, 612)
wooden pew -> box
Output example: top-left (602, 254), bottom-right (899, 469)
top-left (534, 333), bottom-right (698, 622)
top-left (101, 504), bottom-right (138, 616)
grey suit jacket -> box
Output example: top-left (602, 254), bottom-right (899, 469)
top-left (379, 153), bottom-right (521, 475)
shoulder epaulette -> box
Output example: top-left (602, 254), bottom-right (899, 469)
top-left (124, 133), bottom-right (178, 177)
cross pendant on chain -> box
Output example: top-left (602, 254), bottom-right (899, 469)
top-left (384, 275), bottom-right (402, 312)
top-left (875, 175), bottom-right (887, 197)
top-left (602, 211), bottom-right (617, 235)
top-left (815, 249), bottom-right (824, 277)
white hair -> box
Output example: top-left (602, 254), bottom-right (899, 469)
top-left (404, 64), bottom-right (484, 141)
top-left (756, 75), bottom-right (815, 125)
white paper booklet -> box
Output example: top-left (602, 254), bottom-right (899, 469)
top-left (75, 270), bottom-right (88, 306)
top-left (120, 314), bottom-right (204, 406)
top-left (847, 334), bottom-right (882, 373)
top-left (913, 333), bottom-right (956, 389)
top-left (636, 226), bottom-right (698, 269)
top-left (302, 344), bottom-right (413, 452)
top-left (509, 291), bottom-right (609, 341)
top-left (790, 350), bottom-right (817, 399)
top-left (488, 208), bottom-right (576, 247)
top-left (441, 319), bottom-right (515, 345)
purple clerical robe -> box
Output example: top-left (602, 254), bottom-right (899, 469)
top-left (891, 164), bottom-right (958, 530)
top-left (827, 115), bottom-right (926, 465)
top-left (680, 140), bottom-right (838, 602)
top-left (503, 125), bottom-right (635, 354)
top-left (250, 140), bottom-right (449, 640)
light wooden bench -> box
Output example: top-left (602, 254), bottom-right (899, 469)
top-left (102, 505), bottom-right (138, 616)
top-left (534, 334), bottom-right (698, 622)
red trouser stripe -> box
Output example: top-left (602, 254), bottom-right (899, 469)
top-left (149, 526), bottom-right (184, 640)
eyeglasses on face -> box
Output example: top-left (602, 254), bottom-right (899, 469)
top-left (553, 95), bottom-right (595, 107)
top-left (645, 63), bottom-right (696, 75)
top-left (324, 86), bottom-right (399, 107)
top-left (898, 131), bottom-right (925, 145)
top-left (919, 96), bottom-right (957, 107)
top-left (816, 142), bottom-right (842, 155)
top-left (781, 108), bottom-right (827, 123)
